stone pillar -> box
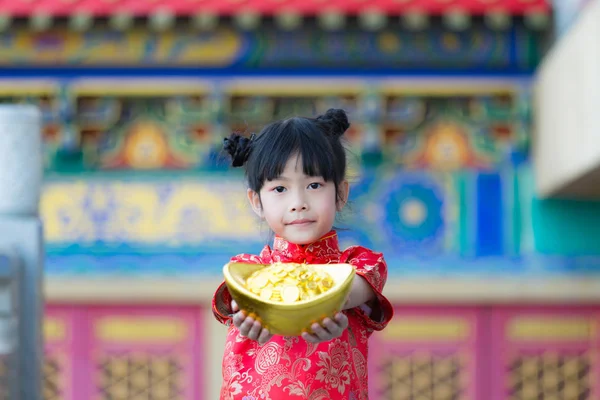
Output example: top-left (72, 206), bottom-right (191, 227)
top-left (0, 104), bottom-right (44, 400)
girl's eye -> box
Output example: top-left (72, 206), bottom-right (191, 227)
top-left (274, 186), bottom-right (286, 193)
top-left (308, 183), bottom-right (322, 189)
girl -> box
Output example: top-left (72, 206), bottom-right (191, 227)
top-left (212, 109), bottom-right (393, 400)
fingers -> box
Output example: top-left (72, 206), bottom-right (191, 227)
top-left (237, 315), bottom-right (257, 338)
top-left (246, 319), bottom-right (263, 340)
top-left (301, 331), bottom-right (320, 344)
top-left (231, 300), bottom-right (239, 312)
top-left (323, 315), bottom-right (347, 336)
top-left (333, 312), bottom-right (349, 329)
top-left (257, 329), bottom-right (273, 345)
top-left (232, 310), bottom-right (272, 344)
top-left (234, 311), bottom-right (254, 336)
top-left (232, 309), bottom-right (246, 328)
top-left (302, 313), bottom-right (348, 344)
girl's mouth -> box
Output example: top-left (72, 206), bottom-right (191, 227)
top-left (287, 219), bottom-right (315, 225)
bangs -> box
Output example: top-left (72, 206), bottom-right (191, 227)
top-left (247, 118), bottom-right (339, 191)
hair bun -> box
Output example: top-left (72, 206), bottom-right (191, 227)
top-left (223, 133), bottom-right (253, 167)
top-left (317, 108), bottom-right (350, 138)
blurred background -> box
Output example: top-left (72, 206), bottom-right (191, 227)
top-left (0, 0), bottom-right (599, 398)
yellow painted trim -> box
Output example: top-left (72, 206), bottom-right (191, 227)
top-left (0, 81), bottom-right (58, 95)
top-left (70, 79), bottom-right (213, 96)
top-left (44, 317), bottom-right (66, 342)
top-left (507, 317), bottom-right (594, 341)
top-left (222, 78), bottom-right (522, 97)
top-left (223, 79), bottom-right (366, 96)
top-left (44, 277), bottom-right (600, 304)
top-left (382, 317), bottom-right (469, 341)
top-left (96, 316), bottom-right (187, 342)
top-left (377, 78), bottom-right (521, 96)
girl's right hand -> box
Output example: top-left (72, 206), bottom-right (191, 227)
top-left (231, 300), bottom-right (273, 345)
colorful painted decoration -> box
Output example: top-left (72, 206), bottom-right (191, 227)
top-left (0, 0), bottom-right (551, 19)
top-left (382, 172), bottom-right (446, 253)
top-left (383, 93), bottom-right (525, 170)
top-left (0, 24), bottom-right (544, 69)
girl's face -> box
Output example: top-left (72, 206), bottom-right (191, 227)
top-left (247, 154), bottom-right (349, 245)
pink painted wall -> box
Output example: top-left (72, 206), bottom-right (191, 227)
top-left (368, 306), bottom-right (484, 400)
top-left (45, 305), bottom-right (204, 400)
top-left (45, 304), bottom-right (600, 400)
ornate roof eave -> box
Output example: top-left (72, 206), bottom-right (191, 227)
top-left (0, 0), bottom-right (552, 32)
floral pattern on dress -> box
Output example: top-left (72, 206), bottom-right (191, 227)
top-left (211, 230), bottom-right (394, 400)
top-left (315, 339), bottom-right (352, 394)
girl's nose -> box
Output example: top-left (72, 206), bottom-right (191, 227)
top-left (290, 193), bottom-right (308, 212)
top-left (290, 203), bottom-right (308, 212)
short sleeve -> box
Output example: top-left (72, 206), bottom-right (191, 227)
top-left (211, 252), bottom-right (265, 326)
top-left (340, 246), bottom-right (394, 331)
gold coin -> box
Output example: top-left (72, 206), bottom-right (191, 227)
top-left (260, 288), bottom-right (273, 300)
top-left (253, 275), bottom-right (268, 288)
top-left (245, 263), bottom-right (335, 303)
top-left (276, 269), bottom-right (288, 277)
top-left (267, 272), bottom-right (280, 284)
top-left (283, 277), bottom-right (297, 285)
top-left (300, 292), bottom-right (311, 301)
top-left (321, 277), bottom-right (333, 289)
top-left (281, 286), bottom-right (300, 303)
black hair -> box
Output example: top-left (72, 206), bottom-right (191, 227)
top-left (224, 108), bottom-right (349, 204)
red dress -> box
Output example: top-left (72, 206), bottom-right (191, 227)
top-left (212, 231), bottom-right (394, 400)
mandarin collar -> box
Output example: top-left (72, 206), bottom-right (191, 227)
top-left (271, 231), bottom-right (340, 263)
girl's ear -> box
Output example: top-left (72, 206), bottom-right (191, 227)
top-left (247, 189), bottom-right (263, 218)
top-left (337, 180), bottom-right (350, 212)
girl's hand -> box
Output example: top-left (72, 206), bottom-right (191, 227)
top-left (301, 313), bottom-right (349, 344)
top-left (231, 300), bottom-right (273, 345)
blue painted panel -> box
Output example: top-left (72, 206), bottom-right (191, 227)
top-left (476, 172), bottom-right (504, 256)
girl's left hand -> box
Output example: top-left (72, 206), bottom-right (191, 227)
top-left (301, 313), bottom-right (349, 344)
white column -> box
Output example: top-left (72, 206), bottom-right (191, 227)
top-left (0, 105), bottom-right (43, 216)
top-left (0, 104), bottom-right (44, 400)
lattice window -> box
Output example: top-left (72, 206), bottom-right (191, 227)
top-left (508, 352), bottom-right (591, 400)
top-left (0, 355), bottom-right (9, 400)
top-left (0, 355), bottom-right (62, 400)
top-left (97, 353), bottom-right (184, 400)
top-left (377, 352), bottom-right (466, 400)
top-left (43, 356), bottom-right (63, 400)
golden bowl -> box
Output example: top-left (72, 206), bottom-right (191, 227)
top-left (223, 262), bottom-right (355, 336)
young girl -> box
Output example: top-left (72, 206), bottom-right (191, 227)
top-left (212, 109), bottom-right (393, 400)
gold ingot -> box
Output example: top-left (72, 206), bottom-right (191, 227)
top-left (223, 262), bottom-right (355, 336)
